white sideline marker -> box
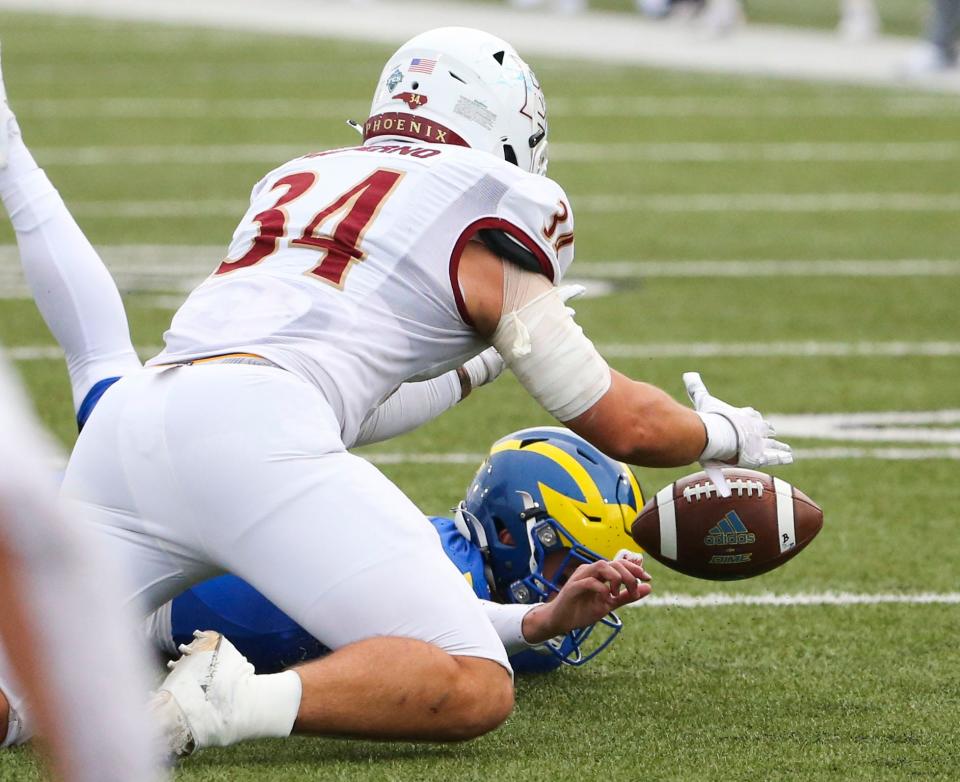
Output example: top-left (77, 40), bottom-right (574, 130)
top-left (627, 592), bottom-right (960, 608)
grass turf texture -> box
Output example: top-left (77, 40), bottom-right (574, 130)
top-left (1, 9), bottom-right (959, 781)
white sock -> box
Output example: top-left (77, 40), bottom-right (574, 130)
top-left (240, 670), bottom-right (303, 740)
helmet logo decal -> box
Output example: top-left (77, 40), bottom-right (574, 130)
top-left (408, 57), bottom-right (437, 75)
top-left (453, 96), bottom-right (497, 131)
top-left (363, 112), bottom-right (470, 148)
top-left (393, 91), bottom-right (429, 110)
top-left (517, 67), bottom-right (547, 126)
top-left (386, 68), bottom-right (404, 92)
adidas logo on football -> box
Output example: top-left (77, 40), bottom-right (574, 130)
top-left (704, 511), bottom-right (757, 546)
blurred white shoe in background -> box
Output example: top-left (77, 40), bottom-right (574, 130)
top-left (639, 0), bottom-right (671, 17)
top-left (701, 0), bottom-right (744, 35)
top-left (901, 41), bottom-right (957, 75)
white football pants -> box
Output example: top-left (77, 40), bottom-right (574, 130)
top-left (62, 362), bottom-right (510, 669)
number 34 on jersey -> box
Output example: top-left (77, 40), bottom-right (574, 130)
top-left (216, 167), bottom-right (405, 289)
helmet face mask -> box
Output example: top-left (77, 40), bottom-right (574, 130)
top-left (365, 27), bottom-right (549, 175)
top-left (512, 515), bottom-right (625, 666)
top-left (457, 427), bottom-right (645, 666)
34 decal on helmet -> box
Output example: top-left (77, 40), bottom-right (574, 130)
top-left (455, 427), bottom-right (644, 666)
top-left (392, 92), bottom-right (429, 110)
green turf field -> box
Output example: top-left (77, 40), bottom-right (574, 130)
top-left (1, 9), bottom-right (960, 781)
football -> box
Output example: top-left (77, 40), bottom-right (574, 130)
top-left (631, 468), bottom-right (823, 580)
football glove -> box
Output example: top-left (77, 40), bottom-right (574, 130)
top-left (683, 372), bottom-right (793, 493)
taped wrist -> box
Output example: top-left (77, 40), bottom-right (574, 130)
top-left (480, 600), bottom-right (538, 655)
top-left (697, 411), bottom-right (739, 461)
top-left (491, 265), bottom-right (611, 422)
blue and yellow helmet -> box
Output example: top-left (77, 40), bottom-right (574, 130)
top-left (457, 426), bottom-right (644, 665)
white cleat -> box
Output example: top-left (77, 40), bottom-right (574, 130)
top-left (900, 42), bottom-right (957, 76)
top-left (699, 0), bottom-right (744, 36)
top-left (149, 630), bottom-right (257, 757)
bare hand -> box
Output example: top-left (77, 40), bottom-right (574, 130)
top-left (521, 556), bottom-right (652, 645)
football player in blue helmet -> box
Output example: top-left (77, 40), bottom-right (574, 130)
top-left (3, 408), bottom-right (647, 731)
top-left (457, 426), bottom-right (645, 668)
top-left (150, 428), bottom-right (648, 675)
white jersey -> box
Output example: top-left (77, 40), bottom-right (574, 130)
top-left (150, 141), bottom-right (575, 445)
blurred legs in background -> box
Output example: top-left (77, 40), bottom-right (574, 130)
top-left (904, 0), bottom-right (960, 73)
top-left (839, 0), bottom-right (880, 41)
top-left (927, 0), bottom-right (960, 63)
top-left (638, 0), bottom-right (740, 32)
top-left (508, 0), bottom-right (587, 13)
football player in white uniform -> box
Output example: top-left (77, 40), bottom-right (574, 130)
top-left (0, 27), bottom-right (791, 757)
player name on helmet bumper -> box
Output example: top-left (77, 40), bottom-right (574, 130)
top-left (363, 112), bottom-right (470, 147)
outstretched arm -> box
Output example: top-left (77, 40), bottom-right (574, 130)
top-left (457, 241), bottom-right (791, 471)
top-left (0, 89), bottom-right (140, 415)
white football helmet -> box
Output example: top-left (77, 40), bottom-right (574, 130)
top-left (364, 27), bottom-right (548, 175)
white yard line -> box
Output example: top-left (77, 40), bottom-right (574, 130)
top-left (578, 192), bottom-right (960, 212)
top-left (574, 259), bottom-right (960, 278)
top-left (628, 592), bottom-right (960, 608)
top-left (558, 142), bottom-right (960, 163)
top-left (15, 95), bottom-right (960, 120)
top-left (31, 141), bottom-right (960, 166)
top-left (597, 342), bottom-right (960, 358)
top-left (793, 446), bottom-right (960, 459)
top-left (65, 200), bottom-right (245, 219)
top-left (1, 0), bottom-right (959, 94)
top-left (42, 193), bottom-right (960, 220)
top-left (359, 448), bottom-right (960, 463)
top-left (2, 250), bottom-right (956, 293)
top-left (8, 342), bottom-right (960, 361)
top-left (771, 411), bottom-right (960, 445)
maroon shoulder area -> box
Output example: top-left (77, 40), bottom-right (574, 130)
top-left (448, 217), bottom-right (556, 327)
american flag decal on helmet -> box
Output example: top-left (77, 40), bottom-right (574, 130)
top-left (408, 58), bottom-right (437, 74)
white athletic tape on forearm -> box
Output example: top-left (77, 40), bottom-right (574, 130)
top-left (773, 477), bottom-right (797, 553)
top-left (656, 485), bottom-right (678, 561)
top-left (491, 266), bottom-right (611, 422)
